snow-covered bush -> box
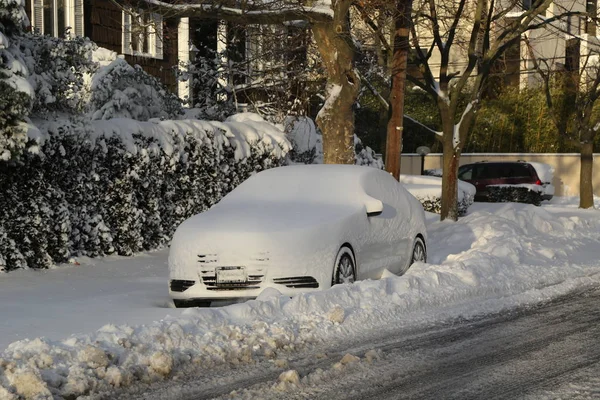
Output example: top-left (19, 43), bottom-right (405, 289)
top-left (20, 33), bottom-right (97, 113)
top-left (0, 115), bottom-right (290, 271)
top-left (400, 175), bottom-right (476, 217)
top-left (284, 116), bottom-right (383, 168)
top-left (423, 169), bottom-right (442, 177)
top-left (0, 0), bottom-right (32, 160)
top-left (90, 58), bottom-right (183, 121)
top-left (487, 184), bottom-right (543, 206)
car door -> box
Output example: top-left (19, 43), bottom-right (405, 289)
top-left (472, 163), bottom-right (503, 200)
top-left (508, 163), bottom-right (536, 185)
top-left (361, 176), bottom-right (410, 278)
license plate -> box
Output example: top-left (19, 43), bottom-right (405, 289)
top-left (216, 266), bottom-right (247, 284)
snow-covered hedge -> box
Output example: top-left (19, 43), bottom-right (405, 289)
top-left (400, 175), bottom-right (476, 217)
top-left (0, 114), bottom-right (290, 271)
top-left (487, 184), bottom-right (543, 206)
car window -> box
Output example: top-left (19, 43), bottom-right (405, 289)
top-left (458, 166), bottom-right (473, 180)
top-left (475, 164), bottom-right (502, 179)
top-left (509, 164), bottom-right (532, 178)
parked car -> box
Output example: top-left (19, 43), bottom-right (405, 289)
top-left (168, 165), bottom-right (428, 307)
top-left (458, 161), bottom-right (554, 201)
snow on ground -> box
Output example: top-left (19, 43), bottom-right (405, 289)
top-left (1, 199), bottom-right (600, 399)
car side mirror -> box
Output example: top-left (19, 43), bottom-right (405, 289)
top-left (365, 198), bottom-right (383, 217)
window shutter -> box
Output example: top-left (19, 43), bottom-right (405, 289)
top-left (32, 0), bottom-right (44, 34)
top-left (74, 0), bottom-right (84, 37)
top-left (122, 10), bottom-right (132, 54)
top-left (153, 13), bottom-right (163, 59)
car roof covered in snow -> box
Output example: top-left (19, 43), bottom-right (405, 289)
top-left (218, 164), bottom-right (395, 207)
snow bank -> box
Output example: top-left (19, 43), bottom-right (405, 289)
top-left (1, 203), bottom-right (599, 399)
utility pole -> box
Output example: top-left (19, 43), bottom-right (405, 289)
top-left (385, 0), bottom-right (413, 180)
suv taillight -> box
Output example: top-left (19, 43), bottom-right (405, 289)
top-left (535, 179), bottom-right (542, 185)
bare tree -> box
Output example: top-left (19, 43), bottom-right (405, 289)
top-left (526, 38), bottom-right (600, 209)
top-left (408, 0), bottom-right (582, 220)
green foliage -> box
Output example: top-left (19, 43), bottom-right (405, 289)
top-left (403, 88), bottom-right (443, 153)
top-left (467, 87), bottom-right (570, 153)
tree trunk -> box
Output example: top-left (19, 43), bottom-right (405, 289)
top-left (579, 140), bottom-right (594, 208)
top-left (440, 115), bottom-right (460, 221)
top-left (385, 0), bottom-right (413, 180)
top-left (313, 5), bottom-right (360, 165)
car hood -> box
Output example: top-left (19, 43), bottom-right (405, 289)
top-left (168, 202), bottom-right (362, 276)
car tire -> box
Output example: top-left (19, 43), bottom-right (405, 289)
top-left (410, 237), bottom-right (427, 265)
top-left (173, 299), bottom-right (211, 308)
top-left (332, 246), bottom-right (356, 285)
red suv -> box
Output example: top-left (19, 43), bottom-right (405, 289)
top-left (458, 161), bottom-right (550, 202)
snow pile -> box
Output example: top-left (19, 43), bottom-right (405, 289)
top-left (284, 116), bottom-right (382, 168)
top-left (400, 174), bottom-right (476, 216)
top-left (1, 203), bottom-right (599, 399)
top-left (0, 114), bottom-right (290, 271)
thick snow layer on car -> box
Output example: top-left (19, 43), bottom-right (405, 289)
top-left (221, 165), bottom-right (388, 205)
top-left (528, 162), bottom-right (554, 183)
top-left (168, 165), bottom-right (427, 289)
top-left (399, 174), bottom-right (476, 200)
top-left (1, 201), bottom-right (600, 399)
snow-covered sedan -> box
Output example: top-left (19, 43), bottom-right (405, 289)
top-left (168, 165), bottom-right (427, 307)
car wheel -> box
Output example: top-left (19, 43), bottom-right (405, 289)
top-left (332, 246), bottom-right (356, 285)
top-left (173, 299), bottom-right (211, 308)
top-left (410, 237), bottom-right (427, 265)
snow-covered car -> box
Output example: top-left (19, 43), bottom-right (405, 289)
top-left (168, 165), bottom-right (428, 307)
top-left (458, 161), bottom-right (554, 201)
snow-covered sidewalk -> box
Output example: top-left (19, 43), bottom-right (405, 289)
top-left (1, 200), bottom-right (600, 399)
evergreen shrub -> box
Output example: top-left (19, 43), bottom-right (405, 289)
top-left (487, 185), bottom-right (543, 206)
top-left (411, 195), bottom-right (472, 217)
top-left (0, 117), bottom-right (289, 271)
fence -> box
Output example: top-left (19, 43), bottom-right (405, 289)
top-left (401, 153), bottom-right (600, 197)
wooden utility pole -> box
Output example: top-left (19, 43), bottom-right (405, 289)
top-left (385, 0), bottom-right (413, 180)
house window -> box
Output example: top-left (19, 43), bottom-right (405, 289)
top-left (31, 0), bottom-right (84, 37)
top-left (245, 24), bottom-right (287, 81)
top-left (122, 10), bottom-right (163, 59)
